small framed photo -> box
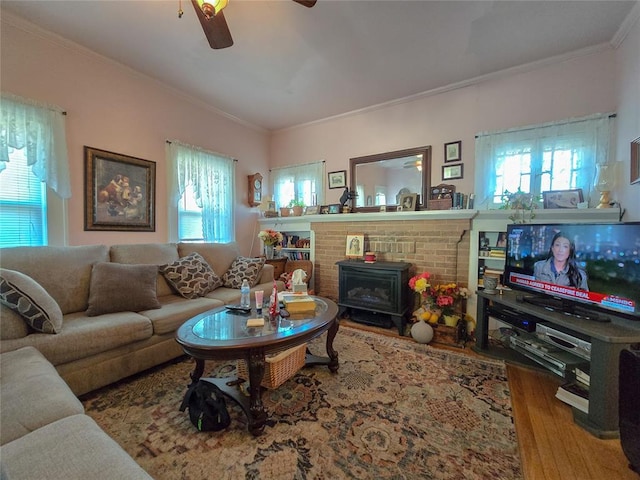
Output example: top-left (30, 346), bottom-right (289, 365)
top-left (346, 233), bottom-right (364, 258)
top-left (542, 189), bottom-right (584, 209)
top-left (320, 205), bottom-right (329, 214)
top-left (305, 205), bottom-right (319, 215)
top-left (328, 170), bottom-right (347, 189)
top-left (442, 163), bottom-right (463, 180)
top-left (267, 200), bottom-right (276, 212)
top-left (398, 193), bottom-right (417, 211)
top-left (444, 141), bottom-right (461, 163)
top-left (84, 146), bottom-right (156, 231)
top-left (327, 203), bottom-right (341, 214)
top-left (631, 137), bottom-right (640, 185)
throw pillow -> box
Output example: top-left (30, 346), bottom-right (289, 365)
top-left (222, 256), bottom-right (266, 289)
top-left (159, 252), bottom-right (222, 299)
top-left (0, 268), bottom-right (63, 334)
top-left (86, 263), bottom-right (161, 316)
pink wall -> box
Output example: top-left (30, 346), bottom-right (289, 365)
top-left (1, 17), bottom-right (270, 255)
top-left (615, 12), bottom-right (640, 220)
top-left (271, 49), bottom-right (622, 209)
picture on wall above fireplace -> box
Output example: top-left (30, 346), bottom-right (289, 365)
top-left (346, 234), bottom-right (364, 258)
top-left (84, 146), bottom-right (156, 231)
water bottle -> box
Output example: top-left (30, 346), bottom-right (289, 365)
top-left (240, 279), bottom-right (250, 308)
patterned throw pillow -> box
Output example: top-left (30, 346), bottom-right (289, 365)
top-left (159, 252), bottom-right (222, 299)
top-left (222, 256), bottom-right (266, 289)
top-left (0, 268), bottom-right (63, 334)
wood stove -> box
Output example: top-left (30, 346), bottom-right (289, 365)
top-left (337, 260), bottom-right (411, 335)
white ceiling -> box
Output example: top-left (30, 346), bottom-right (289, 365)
top-left (1, 0), bottom-right (636, 131)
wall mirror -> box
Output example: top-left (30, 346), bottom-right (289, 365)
top-left (349, 146), bottom-right (432, 212)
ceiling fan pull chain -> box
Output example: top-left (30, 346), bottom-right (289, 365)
top-left (178, 0), bottom-right (184, 18)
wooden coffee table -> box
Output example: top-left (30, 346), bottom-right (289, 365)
top-left (175, 296), bottom-right (339, 435)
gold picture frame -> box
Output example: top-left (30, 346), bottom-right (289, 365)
top-left (345, 233), bottom-right (364, 258)
top-left (84, 146), bottom-right (156, 231)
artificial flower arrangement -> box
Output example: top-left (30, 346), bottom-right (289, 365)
top-left (409, 271), bottom-right (469, 323)
top-left (258, 229), bottom-right (283, 246)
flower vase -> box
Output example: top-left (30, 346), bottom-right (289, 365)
top-left (411, 320), bottom-right (434, 344)
top-left (443, 314), bottom-right (460, 327)
top-left (264, 245), bottom-right (275, 259)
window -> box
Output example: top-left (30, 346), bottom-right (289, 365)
top-left (475, 114), bottom-right (614, 206)
top-left (0, 94), bottom-right (70, 247)
top-left (166, 141), bottom-right (235, 243)
top-left (271, 162), bottom-right (324, 209)
top-left (0, 148), bottom-right (47, 247)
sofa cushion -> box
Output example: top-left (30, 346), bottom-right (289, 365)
top-left (222, 256), bottom-right (266, 288)
top-left (0, 268), bottom-right (63, 334)
top-left (178, 242), bottom-right (240, 278)
top-left (109, 243), bottom-right (179, 297)
top-left (159, 252), bottom-right (222, 299)
top-left (0, 245), bottom-right (110, 314)
top-left (142, 295), bottom-right (223, 335)
top-left (0, 346), bottom-right (84, 445)
top-left (87, 263), bottom-right (161, 316)
top-left (0, 305), bottom-right (30, 339)
top-left (0, 414), bottom-right (153, 479)
top-left (0, 311), bottom-right (154, 366)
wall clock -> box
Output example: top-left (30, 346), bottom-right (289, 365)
top-left (248, 173), bottom-right (262, 207)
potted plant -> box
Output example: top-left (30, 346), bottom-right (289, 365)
top-left (500, 189), bottom-right (540, 223)
top-left (288, 199), bottom-right (306, 216)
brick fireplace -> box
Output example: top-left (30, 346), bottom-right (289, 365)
top-left (311, 217), bottom-right (472, 310)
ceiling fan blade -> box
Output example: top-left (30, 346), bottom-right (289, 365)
top-left (191, 0), bottom-right (233, 49)
top-left (293, 0), bottom-right (317, 7)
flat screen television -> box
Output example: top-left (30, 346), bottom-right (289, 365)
top-left (504, 222), bottom-right (640, 321)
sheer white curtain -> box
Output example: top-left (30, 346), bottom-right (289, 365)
top-left (475, 113), bottom-right (613, 207)
top-left (0, 93), bottom-right (71, 198)
top-left (271, 161), bottom-right (325, 208)
top-left (166, 141), bottom-right (235, 242)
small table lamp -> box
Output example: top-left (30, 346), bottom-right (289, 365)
top-left (594, 163), bottom-right (614, 208)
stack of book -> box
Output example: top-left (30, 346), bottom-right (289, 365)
top-left (280, 293), bottom-right (316, 314)
top-left (555, 381), bottom-right (589, 414)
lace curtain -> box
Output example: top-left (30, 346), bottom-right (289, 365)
top-left (271, 161), bottom-right (325, 208)
top-left (475, 113), bottom-right (613, 207)
top-left (0, 93), bottom-right (71, 198)
top-left (166, 141), bottom-right (235, 242)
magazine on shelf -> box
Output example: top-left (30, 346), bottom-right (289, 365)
top-left (555, 382), bottom-right (589, 414)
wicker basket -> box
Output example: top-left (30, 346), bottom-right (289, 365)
top-left (237, 343), bottom-right (307, 389)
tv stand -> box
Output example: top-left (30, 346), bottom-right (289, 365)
top-left (475, 289), bottom-right (640, 439)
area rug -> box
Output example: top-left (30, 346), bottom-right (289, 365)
top-left (82, 327), bottom-right (522, 479)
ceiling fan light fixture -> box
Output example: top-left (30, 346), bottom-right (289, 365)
top-left (197, 0), bottom-right (228, 19)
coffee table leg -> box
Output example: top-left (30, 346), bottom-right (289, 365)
top-left (247, 350), bottom-right (267, 436)
top-left (326, 317), bottom-right (340, 372)
top-left (190, 358), bottom-right (205, 384)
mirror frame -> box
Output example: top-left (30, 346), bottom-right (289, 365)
top-left (349, 146), bottom-right (432, 212)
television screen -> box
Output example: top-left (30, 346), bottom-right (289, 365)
top-left (504, 222), bottom-right (640, 320)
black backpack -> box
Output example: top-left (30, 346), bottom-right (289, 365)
top-left (180, 379), bottom-right (231, 432)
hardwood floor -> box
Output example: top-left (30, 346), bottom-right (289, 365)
top-left (341, 319), bottom-right (638, 479)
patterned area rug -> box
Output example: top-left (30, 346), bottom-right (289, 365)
top-left (82, 327), bottom-right (522, 479)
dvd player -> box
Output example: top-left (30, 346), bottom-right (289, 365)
top-left (509, 333), bottom-right (588, 377)
top-left (487, 305), bottom-right (538, 332)
top-left (536, 324), bottom-right (591, 361)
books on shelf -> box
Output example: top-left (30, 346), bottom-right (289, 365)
top-left (555, 382), bottom-right (589, 414)
top-left (574, 366), bottom-right (591, 387)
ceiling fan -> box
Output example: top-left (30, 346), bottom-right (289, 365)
top-left (186, 0), bottom-right (317, 50)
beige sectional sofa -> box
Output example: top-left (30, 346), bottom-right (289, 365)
top-left (0, 241), bottom-right (282, 478)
